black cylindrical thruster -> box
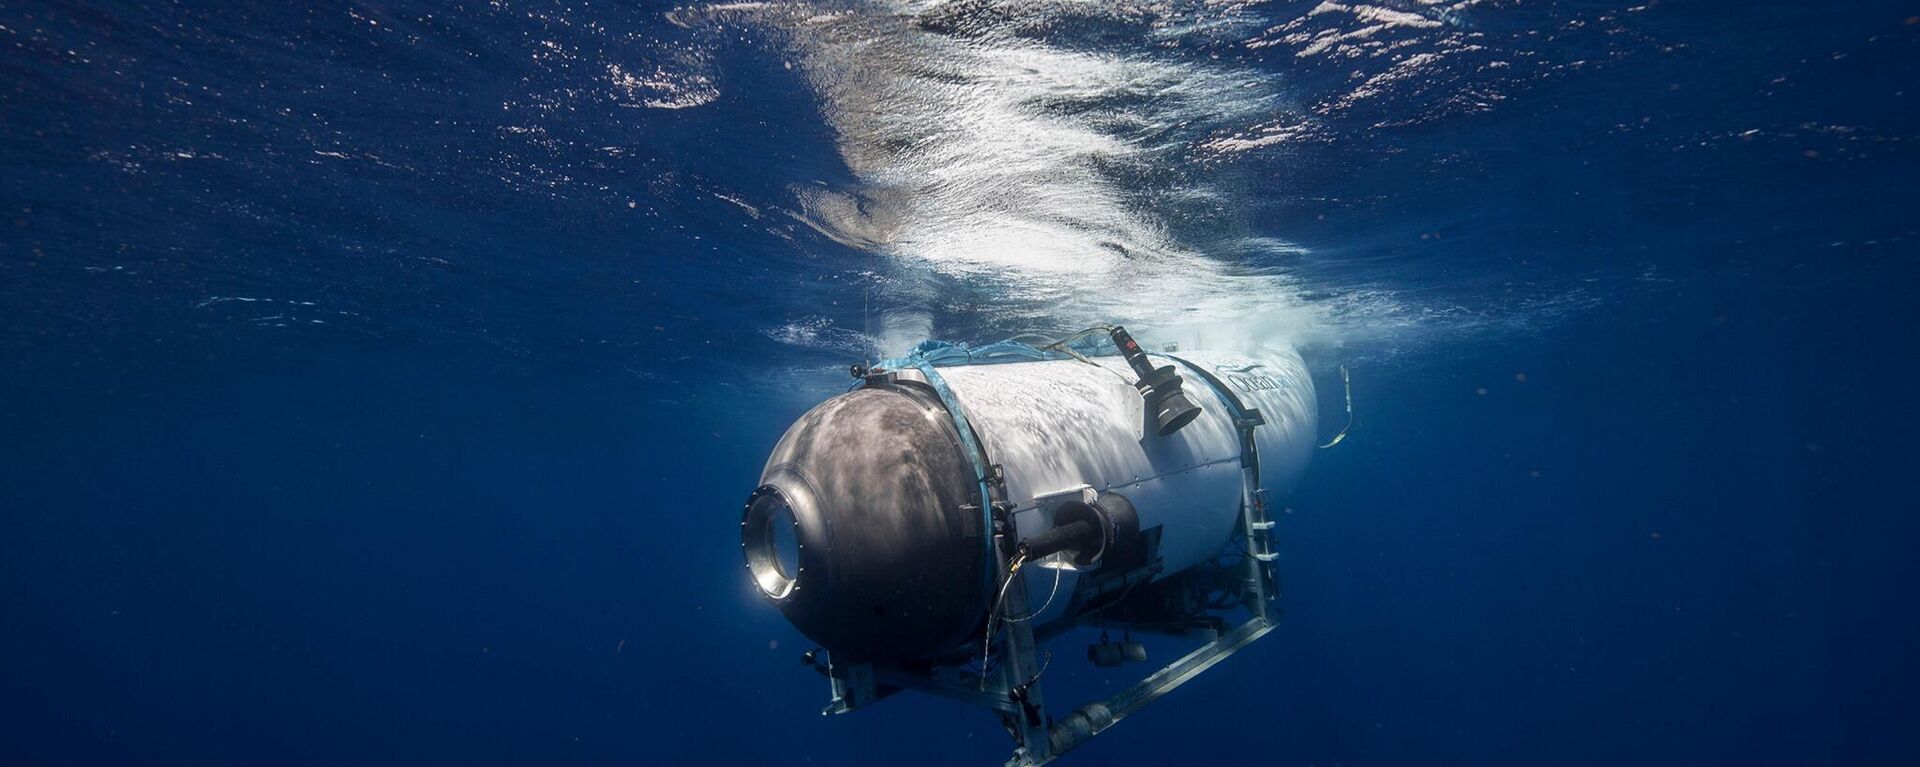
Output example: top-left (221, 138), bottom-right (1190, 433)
top-left (1019, 519), bottom-right (1101, 564)
top-left (1094, 491), bottom-right (1146, 571)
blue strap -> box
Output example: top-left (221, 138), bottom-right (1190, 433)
top-left (872, 338), bottom-right (1077, 370)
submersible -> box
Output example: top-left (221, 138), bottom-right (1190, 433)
top-left (741, 326), bottom-right (1319, 766)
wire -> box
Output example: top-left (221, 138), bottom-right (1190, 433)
top-left (1028, 324), bottom-right (1115, 351)
top-left (1034, 325), bottom-right (1141, 385)
top-left (1003, 560), bottom-right (1065, 623)
top-left (1025, 648), bottom-right (1053, 687)
top-left (975, 550), bottom-right (1071, 691)
top-left (1319, 364), bottom-right (1353, 448)
top-left (979, 551), bottom-right (1028, 689)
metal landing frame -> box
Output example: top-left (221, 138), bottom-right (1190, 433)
top-left (814, 481), bottom-right (1281, 767)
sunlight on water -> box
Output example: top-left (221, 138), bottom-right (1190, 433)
top-left (667, 0), bottom-right (1590, 360)
top-left (685, 2), bottom-right (1347, 354)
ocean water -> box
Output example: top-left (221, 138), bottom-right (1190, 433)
top-left (2, 1), bottom-right (1916, 764)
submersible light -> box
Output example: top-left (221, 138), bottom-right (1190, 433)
top-left (739, 326), bottom-right (1319, 766)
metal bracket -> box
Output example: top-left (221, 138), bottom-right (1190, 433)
top-left (1234, 408), bottom-right (1267, 429)
top-left (992, 508), bottom-right (1053, 761)
top-left (822, 661), bottom-right (882, 716)
top-left (1245, 487), bottom-right (1279, 565)
top-left (1009, 616), bottom-right (1277, 766)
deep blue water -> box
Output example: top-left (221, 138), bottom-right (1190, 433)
top-left (3, 1), bottom-right (1917, 765)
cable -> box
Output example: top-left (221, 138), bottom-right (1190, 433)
top-left (975, 550), bottom-right (1070, 690)
top-left (1003, 560), bottom-right (1065, 623)
top-left (1031, 324), bottom-right (1115, 351)
top-left (1319, 364), bottom-right (1353, 448)
top-left (1024, 648), bottom-right (1053, 688)
top-left (1035, 325), bottom-right (1140, 385)
top-left (979, 551), bottom-right (1028, 689)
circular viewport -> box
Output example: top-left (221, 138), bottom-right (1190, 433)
top-left (743, 490), bottom-right (801, 600)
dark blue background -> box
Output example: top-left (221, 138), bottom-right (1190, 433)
top-left (3, 2), bottom-right (1916, 765)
